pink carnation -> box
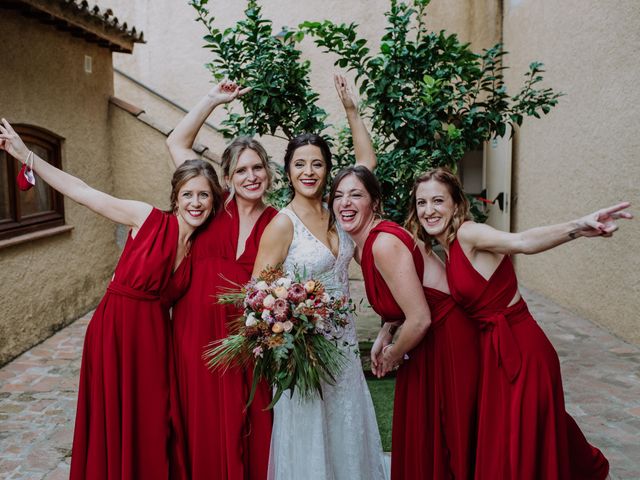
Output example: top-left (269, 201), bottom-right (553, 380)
top-left (247, 289), bottom-right (267, 311)
top-left (288, 283), bottom-right (306, 303)
top-left (272, 298), bottom-right (290, 321)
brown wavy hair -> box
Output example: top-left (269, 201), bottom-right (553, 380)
top-left (169, 159), bottom-right (223, 221)
top-left (405, 167), bottom-right (471, 251)
top-left (328, 166), bottom-right (383, 231)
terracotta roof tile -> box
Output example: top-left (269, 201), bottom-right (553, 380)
top-left (2, 0), bottom-right (145, 53)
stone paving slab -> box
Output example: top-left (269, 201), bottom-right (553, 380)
top-left (1, 287), bottom-right (639, 479)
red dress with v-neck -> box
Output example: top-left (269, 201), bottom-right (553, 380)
top-left (172, 196), bottom-right (277, 480)
top-left (71, 208), bottom-right (190, 480)
top-left (360, 221), bottom-right (479, 480)
top-left (446, 237), bottom-right (609, 480)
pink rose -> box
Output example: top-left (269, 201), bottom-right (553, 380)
top-left (283, 320), bottom-right (294, 332)
top-left (272, 298), bottom-right (290, 321)
top-left (288, 283), bottom-right (306, 303)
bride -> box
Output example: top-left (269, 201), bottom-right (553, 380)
top-left (253, 74), bottom-right (387, 480)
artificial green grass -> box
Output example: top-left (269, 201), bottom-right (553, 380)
top-left (366, 376), bottom-right (395, 452)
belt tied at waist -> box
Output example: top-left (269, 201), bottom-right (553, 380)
top-left (107, 282), bottom-right (160, 301)
top-left (474, 299), bottom-right (529, 383)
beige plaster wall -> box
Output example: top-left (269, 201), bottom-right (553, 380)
top-left (0, 11), bottom-right (120, 364)
top-left (503, 0), bottom-right (640, 343)
top-left (424, 0), bottom-right (501, 49)
top-left (108, 102), bottom-right (225, 209)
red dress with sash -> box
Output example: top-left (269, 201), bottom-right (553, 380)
top-left (361, 221), bottom-right (479, 480)
top-left (171, 196), bottom-right (277, 480)
top-left (71, 208), bottom-right (190, 480)
top-left (446, 237), bottom-right (609, 479)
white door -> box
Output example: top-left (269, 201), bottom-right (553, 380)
top-left (483, 128), bottom-right (512, 232)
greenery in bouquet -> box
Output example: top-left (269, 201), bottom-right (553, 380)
top-left (205, 266), bottom-right (354, 408)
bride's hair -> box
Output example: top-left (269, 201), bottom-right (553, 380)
top-left (283, 133), bottom-right (332, 194)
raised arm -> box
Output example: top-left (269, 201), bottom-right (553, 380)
top-left (334, 73), bottom-right (376, 171)
top-left (458, 202), bottom-right (632, 256)
top-left (1, 119), bottom-right (151, 229)
top-left (252, 214), bottom-right (294, 277)
top-left (373, 233), bottom-right (432, 376)
top-left (166, 79), bottom-right (251, 168)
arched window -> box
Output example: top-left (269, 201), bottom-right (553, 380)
top-left (0, 125), bottom-right (65, 240)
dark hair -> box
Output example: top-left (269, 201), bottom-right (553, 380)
top-left (283, 133), bottom-right (332, 195)
top-left (221, 136), bottom-right (272, 207)
top-left (405, 167), bottom-right (471, 251)
top-left (170, 159), bottom-right (223, 219)
top-left (328, 166), bottom-right (383, 229)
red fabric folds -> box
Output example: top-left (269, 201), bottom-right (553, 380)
top-left (171, 196), bottom-right (277, 480)
top-left (361, 221), bottom-right (479, 480)
top-left (446, 236), bottom-right (609, 480)
top-left (70, 208), bottom-right (189, 480)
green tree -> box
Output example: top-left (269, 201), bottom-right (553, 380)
top-left (191, 0), bottom-right (328, 140)
top-left (301, 0), bottom-right (561, 222)
top-left (191, 0), bottom-right (330, 206)
top-left (192, 0), bottom-right (562, 220)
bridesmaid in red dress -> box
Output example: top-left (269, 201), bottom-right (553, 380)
top-left (329, 166), bottom-right (478, 479)
top-left (0, 119), bottom-right (223, 479)
top-left (166, 80), bottom-right (277, 479)
top-left (406, 167), bottom-right (631, 479)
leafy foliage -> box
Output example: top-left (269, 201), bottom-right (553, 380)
top-left (300, 0), bottom-right (562, 222)
top-left (191, 0), bottom-right (328, 139)
top-left (192, 0), bottom-right (562, 223)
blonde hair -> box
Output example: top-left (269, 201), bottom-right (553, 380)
top-left (221, 137), bottom-right (272, 208)
top-left (405, 167), bottom-right (471, 252)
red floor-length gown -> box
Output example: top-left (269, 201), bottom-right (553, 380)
top-left (361, 221), bottom-right (479, 480)
top-left (446, 236), bottom-right (609, 479)
top-left (71, 208), bottom-right (189, 480)
top-left (172, 196), bottom-right (277, 479)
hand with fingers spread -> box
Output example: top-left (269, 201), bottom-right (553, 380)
top-left (0, 118), bottom-right (30, 163)
top-left (166, 79), bottom-right (252, 167)
top-left (573, 202), bottom-right (633, 238)
top-left (334, 73), bottom-right (358, 112)
top-left (207, 79), bottom-right (252, 105)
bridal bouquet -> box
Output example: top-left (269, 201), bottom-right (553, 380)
top-left (205, 266), bottom-right (353, 408)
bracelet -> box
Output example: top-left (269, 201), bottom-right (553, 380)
top-left (26, 150), bottom-right (34, 169)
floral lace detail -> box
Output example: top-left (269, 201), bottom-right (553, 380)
top-left (268, 208), bottom-right (387, 480)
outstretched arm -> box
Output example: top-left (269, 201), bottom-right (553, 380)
top-left (458, 202), bottom-right (633, 256)
top-left (166, 79), bottom-right (251, 168)
top-left (334, 73), bottom-right (376, 171)
top-left (1, 119), bottom-right (151, 229)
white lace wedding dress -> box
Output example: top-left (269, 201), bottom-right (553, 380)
top-left (267, 208), bottom-right (387, 480)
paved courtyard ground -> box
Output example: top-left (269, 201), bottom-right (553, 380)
top-left (1, 286), bottom-right (639, 479)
